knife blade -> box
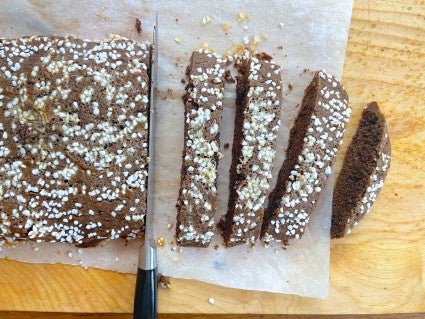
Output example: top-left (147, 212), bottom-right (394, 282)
top-left (133, 13), bottom-right (158, 319)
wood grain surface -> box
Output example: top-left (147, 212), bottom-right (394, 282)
top-left (0, 0), bottom-right (424, 316)
top-left (1, 313), bottom-right (425, 319)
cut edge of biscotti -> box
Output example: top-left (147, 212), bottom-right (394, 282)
top-left (175, 49), bottom-right (227, 247)
top-left (218, 51), bottom-right (283, 247)
top-left (331, 101), bottom-right (391, 238)
top-left (261, 70), bottom-right (351, 245)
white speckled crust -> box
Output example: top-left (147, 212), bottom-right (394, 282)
top-left (221, 53), bottom-right (283, 246)
top-left (261, 70), bottom-right (351, 244)
top-left (176, 49), bottom-right (226, 247)
top-left (348, 148), bottom-right (390, 232)
top-left (0, 35), bottom-right (151, 248)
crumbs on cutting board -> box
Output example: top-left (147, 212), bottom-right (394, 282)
top-left (158, 273), bottom-right (171, 289)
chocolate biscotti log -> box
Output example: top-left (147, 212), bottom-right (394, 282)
top-left (176, 49), bottom-right (226, 247)
top-left (261, 70), bottom-right (351, 244)
top-left (218, 53), bottom-right (283, 247)
top-left (331, 102), bottom-right (391, 238)
top-left (0, 35), bottom-right (151, 248)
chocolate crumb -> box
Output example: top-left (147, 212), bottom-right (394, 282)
top-left (224, 70), bottom-right (235, 83)
top-left (288, 82), bottom-right (294, 91)
top-left (181, 78), bottom-right (186, 84)
top-left (254, 52), bottom-right (273, 61)
top-left (158, 273), bottom-right (171, 289)
top-left (135, 18), bottom-right (142, 34)
top-left (214, 244), bottom-right (219, 250)
top-left (224, 142), bottom-right (230, 149)
top-left (277, 45), bottom-right (283, 50)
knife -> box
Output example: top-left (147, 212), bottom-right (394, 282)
top-left (134, 13), bottom-right (158, 319)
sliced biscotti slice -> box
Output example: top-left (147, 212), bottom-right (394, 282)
top-left (218, 53), bottom-right (283, 247)
top-left (176, 49), bottom-right (226, 247)
top-left (331, 102), bottom-right (391, 238)
top-left (261, 70), bottom-right (351, 244)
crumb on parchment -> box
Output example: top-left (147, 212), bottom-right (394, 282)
top-left (202, 15), bottom-right (213, 25)
top-left (237, 12), bottom-right (250, 23)
top-left (221, 23), bottom-right (231, 32)
top-left (157, 236), bottom-right (165, 247)
top-left (135, 18), bottom-right (142, 34)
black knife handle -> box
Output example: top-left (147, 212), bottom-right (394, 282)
top-left (133, 267), bottom-right (157, 319)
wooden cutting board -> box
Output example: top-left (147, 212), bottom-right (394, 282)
top-left (0, 0), bottom-right (424, 315)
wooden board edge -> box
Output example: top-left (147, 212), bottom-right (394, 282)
top-left (0, 312), bottom-right (424, 319)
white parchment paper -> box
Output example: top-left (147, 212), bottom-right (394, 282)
top-left (0, 0), bottom-right (353, 298)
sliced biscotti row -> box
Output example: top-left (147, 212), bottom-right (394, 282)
top-left (261, 70), bottom-right (351, 244)
top-left (0, 35), bottom-right (151, 248)
top-left (218, 53), bottom-right (283, 247)
top-left (176, 49), bottom-right (227, 247)
top-left (331, 102), bottom-right (391, 238)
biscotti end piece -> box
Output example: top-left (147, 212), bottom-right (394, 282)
top-left (331, 102), bottom-right (391, 238)
top-left (261, 70), bottom-right (351, 244)
top-left (0, 35), bottom-right (151, 248)
top-left (218, 53), bottom-right (283, 247)
top-left (176, 49), bottom-right (226, 247)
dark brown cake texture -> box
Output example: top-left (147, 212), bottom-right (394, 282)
top-left (176, 49), bottom-right (226, 247)
top-left (218, 52), bottom-right (283, 247)
top-left (0, 35), bottom-right (151, 248)
top-left (331, 102), bottom-right (391, 238)
top-left (261, 70), bottom-right (351, 245)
